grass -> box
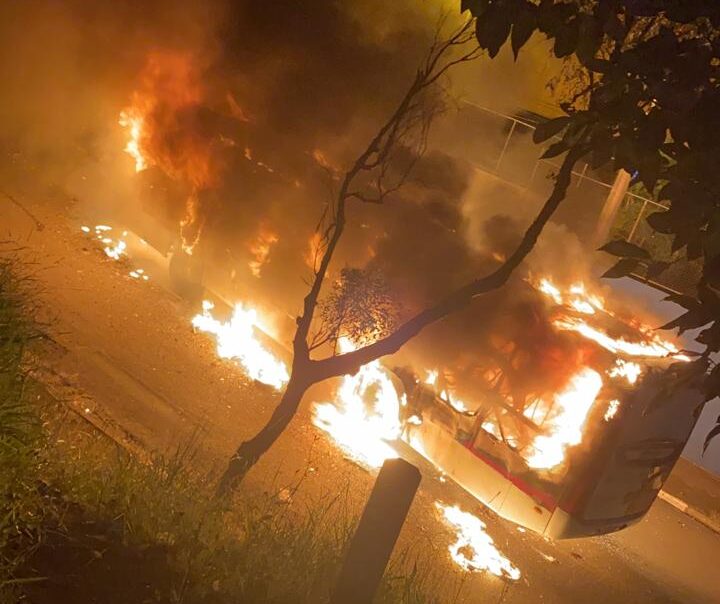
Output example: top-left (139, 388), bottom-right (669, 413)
top-left (0, 256), bottom-right (459, 603)
top-left (0, 255), bottom-right (46, 597)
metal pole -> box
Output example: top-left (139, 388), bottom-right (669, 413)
top-left (626, 197), bottom-right (649, 242)
top-left (331, 458), bottom-right (421, 604)
top-left (575, 162), bottom-right (589, 188)
top-left (593, 169), bottom-right (631, 247)
top-left (494, 119), bottom-right (517, 173)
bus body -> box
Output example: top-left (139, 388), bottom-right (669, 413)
top-left (401, 366), bottom-right (701, 538)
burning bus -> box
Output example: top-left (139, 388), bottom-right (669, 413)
top-left (392, 280), bottom-right (701, 538)
top-left (105, 50), bottom-right (704, 541)
top-left (308, 274), bottom-right (701, 539)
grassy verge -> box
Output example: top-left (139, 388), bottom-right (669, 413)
top-left (0, 257), bottom-right (457, 603)
top-left (0, 254), bottom-right (46, 597)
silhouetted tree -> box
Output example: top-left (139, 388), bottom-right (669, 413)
top-left (461, 0), bottom-right (720, 451)
top-left (216, 17), bottom-right (596, 494)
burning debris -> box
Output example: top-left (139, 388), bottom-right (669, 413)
top-left (128, 268), bottom-right (150, 281)
top-left (608, 359), bottom-right (642, 385)
top-left (436, 503), bottom-right (521, 580)
top-left (604, 399), bottom-right (621, 422)
top-left (81, 224), bottom-right (128, 260)
top-left (80, 224), bottom-right (151, 281)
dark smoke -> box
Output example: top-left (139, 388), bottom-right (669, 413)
top-left (0, 0), bottom-right (631, 403)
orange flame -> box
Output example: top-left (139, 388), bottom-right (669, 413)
top-left (248, 226), bottom-right (279, 278)
top-left (312, 338), bottom-right (403, 469)
top-left (525, 368), bottom-right (603, 469)
top-left (119, 51), bottom-right (231, 252)
top-left (305, 233), bottom-right (323, 271)
top-left (192, 300), bottom-right (289, 389)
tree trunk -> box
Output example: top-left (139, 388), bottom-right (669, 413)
top-left (216, 375), bottom-right (310, 496)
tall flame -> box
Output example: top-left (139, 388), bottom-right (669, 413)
top-left (248, 227), bottom-right (279, 278)
top-left (119, 52), bottom-right (226, 254)
top-left (525, 368), bottom-right (603, 470)
top-left (191, 300), bottom-right (289, 389)
top-left (118, 109), bottom-right (147, 172)
top-left (312, 338), bottom-right (403, 469)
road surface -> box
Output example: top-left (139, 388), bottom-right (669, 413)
top-left (3, 192), bottom-right (720, 604)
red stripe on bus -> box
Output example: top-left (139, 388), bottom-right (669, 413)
top-left (464, 442), bottom-right (559, 512)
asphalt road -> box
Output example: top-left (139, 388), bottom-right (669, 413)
top-left (4, 194), bottom-right (720, 604)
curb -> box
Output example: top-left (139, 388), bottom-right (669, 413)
top-left (658, 489), bottom-right (720, 535)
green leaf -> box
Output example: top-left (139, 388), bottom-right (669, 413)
top-left (704, 365), bottom-right (720, 404)
top-left (645, 211), bottom-right (675, 234)
top-left (511, 10), bottom-right (536, 59)
top-left (598, 240), bottom-right (651, 259)
top-left (554, 19), bottom-right (579, 58)
top-left (575, 13), bottom-right (603, 64)
top-left (660, 309), bottom-right (713, 334)
top-left (475, 9), bottom-right (511, 59)
top-left (639, 153), bottom-right (662, 193)
top-left (703, 257), bottom-right (720, 289)
top-left (460, 0), bottom-right (485, 14)
top-left (703, 421), bottom-right (720, 455)
top-left (671, 232), bottom-right (688, 253)
top-left (602, 258), bottom-right (640, 279)
top-left (664, 292), bottom-right (701, 311)
top-left (687, 235), bottom-right (704, 260)
top-left (646, 261), bottom-right (670, 280)
top-left (697, 322), bottom-right (720, 352)
top-left (703, 213), bottom-right (720, 259)
top-left (533, 117), bottom-right (570, 144)
top-left (590, 138), bottom-right (613, 169)
top-left (540, 140), bottom-right (571, 159)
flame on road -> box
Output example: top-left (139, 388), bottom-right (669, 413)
top-left (192, 300), bottom-right (289, 389)
top-left (312, 339), bottom-right (403, 469)
top-left (81, 224), bottom-right (151, 281)
top-left (82, 224), bottom-right (129, 261)
top-left (525, 368), bottom-right (603, 470)
top-left (436, 503), bottom-right (521, 580)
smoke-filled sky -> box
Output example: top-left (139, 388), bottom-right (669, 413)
top-left (0, 0), bottom-right (628, 400)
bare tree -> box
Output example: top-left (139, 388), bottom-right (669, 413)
top-left (315, 267), bottom-right (401, 354)
top-left (217, 19), bottom-right (584, 495)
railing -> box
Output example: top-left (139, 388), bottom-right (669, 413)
top-left (455, 102), bottom-right (692, 293)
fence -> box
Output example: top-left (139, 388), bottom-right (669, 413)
top-left (451, 102), bottom-right (693, 293)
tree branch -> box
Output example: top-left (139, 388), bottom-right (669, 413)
top-left (294, 20), bottom-right (479, 360)
top-left (312, 146), bottom-right (584, 381)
